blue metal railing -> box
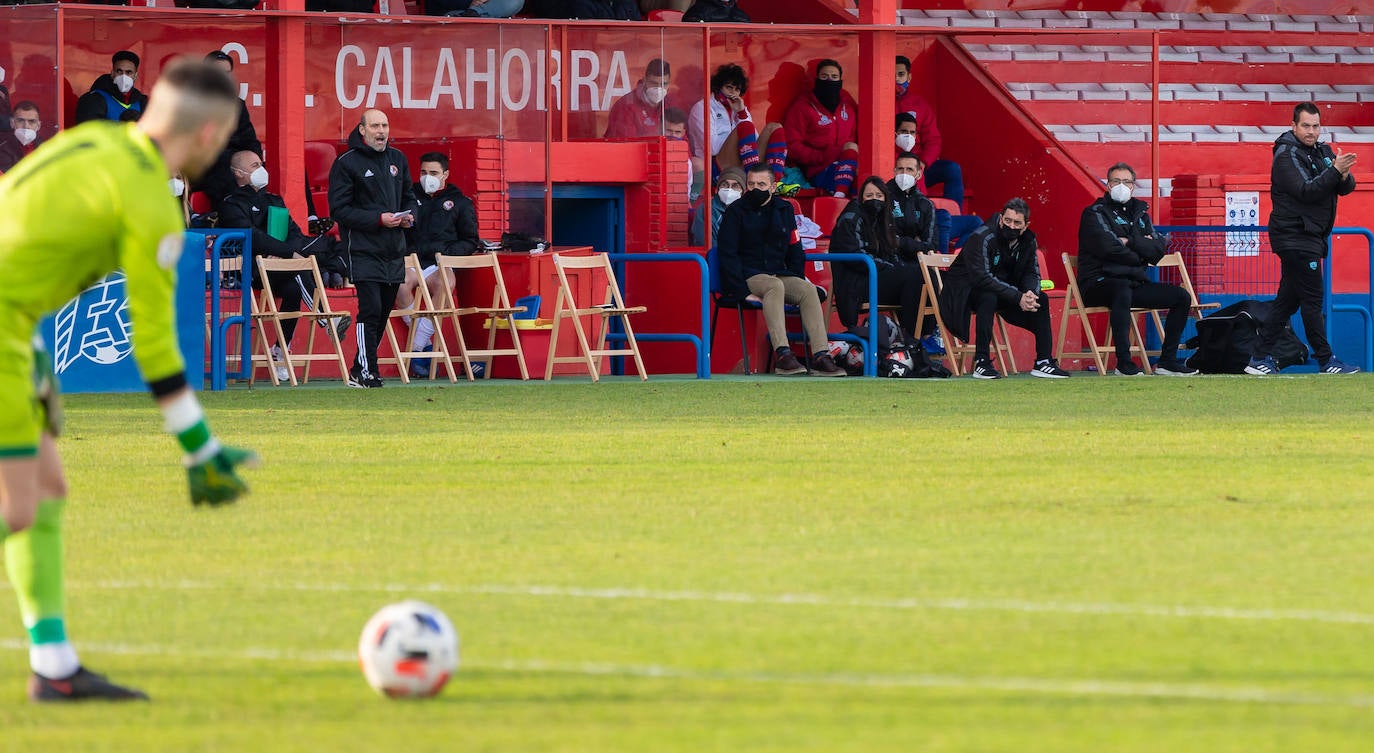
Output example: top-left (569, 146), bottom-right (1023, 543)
top-left (807, 252), bottom-right (879, 377)
top-left (1157, 224), bottom-right (1374, 372)
top-left (605, 252), bottom-right (711, 379)
top-left (188, 229), bottom-right (251, 391)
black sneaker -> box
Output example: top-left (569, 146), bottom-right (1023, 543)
top-left (1113, 359), bottom-right (1143, 377)
top-left (971, 358), bottom-right (1001, 379)
top-left (1155, 358), bottom-right (1199, 376)
top-left (29, 667), bottom-right (149, 702)
top-left (319, 312), bottom-right (351, 342)
top-left (348, 365), bottom-right (383, 388)
top-left (1030, 359), bottom-right (1070, 379)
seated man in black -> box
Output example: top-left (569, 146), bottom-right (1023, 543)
top-left (716, 163), bottom-right (845, 376)
top-left (1077, 162), bottom-right (1197, 376)
top-left (887, 151), bottom-right (945, 352)
top-left (218, 150), bottom-right (350, 382)
top-left (938, 198), bottom-right (1069, 379)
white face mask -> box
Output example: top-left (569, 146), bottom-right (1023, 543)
top-left (644, 86), bottom-right (668, 106)
top-left (13, 128), bottom-right (36, 147)
top-left (893, 173), bottom-right (916, 192)
top-left (113, 73), bottom-right (135, 94)
top-left (169, 178), bottom-right (185, 197)
top-left (717, 186), bottom-right (742, 205)
top-left (420, 174), bottom-right (442, 195)
top-left (250, 166), bottom-right (269, 190)
top-left (895, 133), bottom-right (916, 152)
top-left (1109, 182), bottom-right (1133, 204)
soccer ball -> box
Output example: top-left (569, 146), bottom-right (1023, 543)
top-left (357, 600), bottom-right (460, 699)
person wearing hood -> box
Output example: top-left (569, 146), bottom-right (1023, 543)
top-left (716, 163), bottom-right (846, 376)
top-left (1077, 162), bottom-right (1196, 376)
top-left (681, 0), bottom-right (748, 22)
top-left (328, 109), bottom-right (418, 388)
top-left (829, 175), bottom-right (927, 348)
top-left (605, 59), bottom-right (671, 139)
top-left (74, 51), bottom-right (147, 125)
top-left (782, 59), bottom-right (860, 198)
top-left (219, 150), bottom-right (350, 382)
top-left (689, 165), bottom-right (744, 247)
top-left (398, 151), bottom-right (480, 378)
top-left (193, 51), bottom-right (263, 213)
top-left (1247, 101), bottom-right (1359, 375)
top-left (938, 198), bottom-right (1069, 379)
top-left (0, 101), bottom-right (43, 173)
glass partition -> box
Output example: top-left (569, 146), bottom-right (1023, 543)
top-left (0, 5), bottom-right (62, 169)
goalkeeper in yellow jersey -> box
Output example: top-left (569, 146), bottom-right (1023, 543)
top-left (0, 59), bottom-right (256, 701)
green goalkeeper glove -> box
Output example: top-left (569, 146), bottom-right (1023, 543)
top-left (187, 445), bottom-right (259, 506)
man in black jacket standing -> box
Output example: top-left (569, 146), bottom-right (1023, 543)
top-left (1077, 162), bottom-right (1196, 376)
top-left (717, 163), bottom-right (844, 376)
top-left (400, 151), bottom-right (480, 377)
top-left (1247, 102), bottom-right (1359, 375)
top-left (329, 109), bottom-right (417, 388)
top-left (219, 150), bottom-right (350, 382)
top-left (938, 198), bottom-right (1068, 379)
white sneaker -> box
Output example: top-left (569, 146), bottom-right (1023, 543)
top-left (270, 345), bottom-right (290, 383)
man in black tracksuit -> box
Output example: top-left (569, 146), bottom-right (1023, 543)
top-left (887, 151), bottom-right (941, 346)
top-left (219, 150), bottom-right (349, 374)
top-left (328, 109), bottom-right (417, 388)
top-left (1247, 102), bottom-right (1359, 375)
top-left (1077, 161), bottom-right (1195, 376)
top-left (939, 198), bottom-right (1068, 379)
top-left (397, 151), bottom-right (481, 377)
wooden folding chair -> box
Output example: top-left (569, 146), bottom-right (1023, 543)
top-left (381, 254), bottom-right (459, 384)
top-left (434, 253), bottom-right (530, 381)
top-left (1143, 252), bottom-right (1222, 354)
top-left (546, 252), bottom-right (647, 382)
top-left (916, 252), bottom-right (1016, 376)
top-left (1056, 252), bottom-right (1152, 375)
top-left (252, 256), bottom-right (350, 386)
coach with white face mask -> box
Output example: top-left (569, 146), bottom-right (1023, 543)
top-left (0, 101), bottom-right (43, 172)
top-left (604, 58), bottom-right (671, 138)
top-left (1077, 161), bottom-right (1197, 377)
top-left (74, 50), bottom-right (148, 124)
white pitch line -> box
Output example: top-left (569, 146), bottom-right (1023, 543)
top-left (60, 580), bottom-right (1374, 627)
top-left (0, 637), bottom-right (1369, 709)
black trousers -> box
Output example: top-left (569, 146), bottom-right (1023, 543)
top-left (253, 270), bottom-right (316, 344)
top-left (972, 289), bottom-right (1054, 362)
top-left (876, 263), bottom-right (925, 341)
top-left (1256, 255), bottom-right (1330, 363)
top-left (1082, 279), bottom-right (1191, 361)
top-left (353, 280), bottom-right (399, 376)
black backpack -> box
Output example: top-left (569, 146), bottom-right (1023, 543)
top-left (1185, 300), bottom-right (1309, 373)
top-left (864, 314), bottom-right (951, 379)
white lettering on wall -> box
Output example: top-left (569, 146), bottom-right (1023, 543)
top-left (336, 45), bottom-right (366, 109)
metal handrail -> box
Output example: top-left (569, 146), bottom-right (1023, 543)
top-left (606, 252), bottom-right (711, 379)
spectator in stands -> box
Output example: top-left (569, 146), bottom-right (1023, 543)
top-left (662, 106), bottom-right (698, 199)
top-left (1248, 101), bottom-right (1360, 375)
top-left (1077, 162), bottom-right (1197, 377)
top-left (605, 59), bottom-right (669, 138)
top-left (527, 0), bottom-right (640, 19)
top-left (783, 59), bottom-right (859, 199)
top-left (681, 0), bottom-right (748, 22)
top-left (74, 51), bottom-right (147, 124)
top-left (328, 109), bottom-right (417, 388)
top-left (896, 112), bottom-right (979, 251)
top-left (716, 163), bottom-right (845, 376)
top-left (0, 66), bottom-right (10, 128)
top-left (0, 101), bottom-right (43, 172)
top-left (220, 150), bottom-right (351, 382)
top-left (830, 176), bottom-right (927, 350)
top-left (895, 55), bottom-right (963, 206)
top-left (689, 64), bottom-right (787, 186)
top-left (425, 0), bottom-right (524, 17)
top-left (399, 151), bottom-right (480, 378)
top-left (689, 165), bottom-right (743, 246)
top-left (641, 0), bottom-right (690, 14)
top-left (196, 51), bottom-right (263, 213)
top-left (938, 198), bottom-right (1069, 379)
top-left (886, 152), bottom-right (945, 352)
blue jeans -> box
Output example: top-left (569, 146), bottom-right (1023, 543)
top-left (431, 0), bottom-right (524, 16)
top-left (925, 159), bottom-right (964, 206)
top-left (934, 210), bottom-right (983, 251)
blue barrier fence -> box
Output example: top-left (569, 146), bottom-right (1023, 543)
top-left (605, 252), bottom-right (711, 379)
top-left (189, 229), bottom-right (252, 391)
top-left (808, 253), bottom-right (880, 377)
top-left (1156, 225), bottom-right (1374, 372)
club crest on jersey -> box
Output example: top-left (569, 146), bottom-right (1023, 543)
top-left (389, 164), bottom-right (399, 177)
top-left (817, 115), bottom-right (832, 126)
top-left (443, 200), bottom-right (454, 210)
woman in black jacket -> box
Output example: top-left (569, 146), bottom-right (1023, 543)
top-left (829, 176), bottom-right (925, 345)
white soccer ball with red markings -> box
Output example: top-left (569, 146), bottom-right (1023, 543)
top-left (358, 600), bottom-right (459, 699)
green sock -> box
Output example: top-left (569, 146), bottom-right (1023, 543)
top-left (4, 499), bottom-right (67, 644)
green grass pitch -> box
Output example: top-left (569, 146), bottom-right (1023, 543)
top-left (3, 375), bottom-right (1374, 751)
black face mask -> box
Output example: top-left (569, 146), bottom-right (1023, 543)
top-left (862, 199), bottom-right (885, 217)
top-left (998, 224), bottom-right (1021, 242)
top-left (744, 188), bottom-right (771, 208)
top-left (813, 79), bottom-right (842, 111)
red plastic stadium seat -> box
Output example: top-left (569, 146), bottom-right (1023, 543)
top-left (808, 196), bottom-right (847, 238)
top-left (930, 197), bottom-right (962, 216)
top-left (189, 191), bottom-right (212, 216)
top-left (646, 9), bottom-right (683, 21)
